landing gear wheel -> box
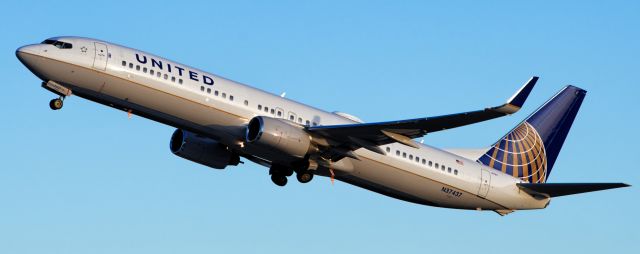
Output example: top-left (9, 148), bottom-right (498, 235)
top-left (271, 174), bottom-right (288, 187)
top-left (296, 171), bottom-right (314, 183)
top-left (49, 98), bottom-right (63, 110)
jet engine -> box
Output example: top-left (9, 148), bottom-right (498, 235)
top-left (245, 116), bottom-right (316, 160)
top-left (170, 129), bottom-right (240, 169)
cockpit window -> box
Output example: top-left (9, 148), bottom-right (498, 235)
top-left (41, 39), bottom-right (72, 49)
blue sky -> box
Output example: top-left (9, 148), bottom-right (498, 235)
top-left (1, 1), bottom-right (638, 253)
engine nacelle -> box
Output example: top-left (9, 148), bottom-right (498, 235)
top-left (245, 116), bottom-right (314, 160)
top-left (170, 129), bottom-right (240, 169)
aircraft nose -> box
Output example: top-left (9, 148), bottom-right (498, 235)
top-left (16, 45), bottom-right (41, 69)
top-left (16, 45), bottom-right (36, 61)
top-left (16, 44), bottom-right (48, 80)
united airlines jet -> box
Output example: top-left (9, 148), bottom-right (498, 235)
top-left (16, 37), bottom-right (629, 215)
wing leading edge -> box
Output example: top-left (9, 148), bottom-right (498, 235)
top-left (308, 77), bottom-right (538, 158)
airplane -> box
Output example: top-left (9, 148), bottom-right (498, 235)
top-left (16, 36), bottom-right (629, 215)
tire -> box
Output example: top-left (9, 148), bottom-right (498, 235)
top-left (296, 172), bottom-right (314, 183)
top-left (271, 174), bottom-right (288, 187)
top-left (49, 98), bottom-right (63, 110)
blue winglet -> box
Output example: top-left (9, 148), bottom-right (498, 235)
top-left (507, 76), bottom-right (538, 108)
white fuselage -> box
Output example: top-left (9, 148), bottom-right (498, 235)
top-left (16, 37), bottom-right (549, 212)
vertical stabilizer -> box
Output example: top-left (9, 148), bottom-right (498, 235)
top-left (478, 86), bottom-right (586, 183)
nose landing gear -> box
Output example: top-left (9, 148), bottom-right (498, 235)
top-left (49, 97), bottom-right (64, 110)
top-left (42, 81), bottom-right (71, 111)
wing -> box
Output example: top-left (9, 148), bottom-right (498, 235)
top-left (308, 77), bottom-right (538, 159)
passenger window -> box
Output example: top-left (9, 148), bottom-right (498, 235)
top-left (171, 77), bottom-right (176, 82)
top-left (435, 163), bottom-right (439, 168)
top-left (270, 109), bottom-right (275, 114)
top-left (448, 167), bottom-right (452, 173)
top-left (214, 90), bottom-right (219, 96)
top-left (386, 147), bottom-right (391, 153)
top-left (429, 161), bottom-right (433, 167)
top-left (150, 69), bottom-right (155, 75)
top-left (229, 95), bottom-right (234, 101)
top-left (289, 115), bottom-right (294, 121)
top-left (157, 72), bottom-right (161, 77)
top-left (222, 93), bottom-right (227, 98)
top-left (207, 88), bottom-right (211, 93)
top-left (441, 165), bottom-right (445, 171)
top-left (200, 86), bottom-right (204, 91)
top-left (402, 152), bottom-right (407, 158)
top-left (298, 117), bottom-right (302, 123)
top-left (454, 170), bottom-right (459, 175)
top-left (258, 105), bottom-right (262, 110)
top-left (264, 107), bottom-right (269, 112)
top-left (143, 67), bottom-right (147, 73)
top-left (396, 150), bottom-right (400, 156)
top-left (121, 61), bottom-right (126, 66)
top-left (306, 120), bottom-right (310, 126)
top-left (244, 100), bottom-right (249, 106)
top-left (422, 159), bottom-right (426, 164)
top-left (415, 157), bottom-right (419, 162)
top-left (136, 65), bottom-right (140, 71)
top-left (409, 155), bottom-right (413, 160)
top-left (163, 74), bottom-right (168, 80)
top-left (129, 63), bottom-right (133, 69)
top-left (179, 79), bottom-right (183, 84)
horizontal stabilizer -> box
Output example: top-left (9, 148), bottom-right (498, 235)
top-left (517, 183), bottom-right (630, 197)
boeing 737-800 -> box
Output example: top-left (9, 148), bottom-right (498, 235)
top-left (16, 37), bottom-right (629, 215)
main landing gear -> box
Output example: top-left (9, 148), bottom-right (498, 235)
top-left (296, 170), bottom-right (314, 184)
top-left (269, 165), bottom-right (314, 186)
top-left (271, 174), bottom-right (288, 187)
top-left (49, 97), bottom-right (64, 110)
top-left (270, 166), bottom-right (293, 187)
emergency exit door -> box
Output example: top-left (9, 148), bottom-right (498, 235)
top-left (478, 168), bottom-right (491, 198)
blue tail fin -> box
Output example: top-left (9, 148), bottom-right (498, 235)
top-left (478, 85), bottom-right (586, 183)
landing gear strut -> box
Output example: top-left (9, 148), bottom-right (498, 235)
top-left (49, 97), bottom-right (63, 110)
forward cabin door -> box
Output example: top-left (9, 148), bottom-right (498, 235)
top-left (93, 42), bottom-right (108, 70)
top-left (478, 168), bottom-right (491, 198)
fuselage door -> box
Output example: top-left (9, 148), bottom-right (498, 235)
top-left (93, 42), bottom-right (108, 70)
top-left (478, 168), bottom-right (491, 198)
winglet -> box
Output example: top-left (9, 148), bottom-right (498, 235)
top-left (490, 76), bottom-right (538, 114)
top-left (508, 76), bottom-right (538, 108)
